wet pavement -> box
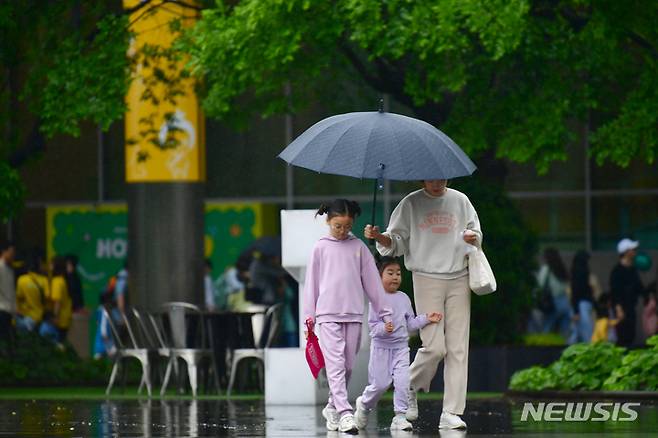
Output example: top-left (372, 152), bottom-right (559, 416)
top-left (0, 397), bottom-right (656, 437)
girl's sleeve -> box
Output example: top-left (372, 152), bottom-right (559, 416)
top-left (465, 197), bottom-right (483, 247)
top-left (368, 303), bottom-right (387, 338)
top-left (404, 295), bottom-right (429, 332)
top-left (360, 244), bottom-right (392, 321)
top-left (302, 245), bottom-right (321, 326)
top-left (377, 199), bottom-right (410, 257)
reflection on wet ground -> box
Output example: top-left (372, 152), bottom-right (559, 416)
top-left (0, 397), bottom-right (656, 437)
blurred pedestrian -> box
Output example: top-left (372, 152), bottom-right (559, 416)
top-left (49, 256), bottom-right (73, 342)
top-left (15, 249), bottom-right (48, 332)
top-left (0, 240), bottom-right (16, 353)
top-left (65, 254), bottom-right (84, 312)
top-left (591, 292), bottom-right (624, 343)
top-left (538, 248), bottom-right (573, 341)
top-left (570, 250), bottom-right (601, 343)
top-left (610, 238), bottom-right (645, 346)
top-left (204, 259), bottom-right (217, 311)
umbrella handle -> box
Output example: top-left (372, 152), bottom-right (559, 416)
top-left (370, 178), bottom-right (378, 246)
top-left (370, 164), bottom-right (386, 246)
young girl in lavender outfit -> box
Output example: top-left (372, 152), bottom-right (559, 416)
top-left (354, 257), bottom-right (442, 431)
top-left (304, 199), bottom-right (392, 434)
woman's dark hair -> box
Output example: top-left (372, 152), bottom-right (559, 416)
top-left (52, 256), bottom-right (67, 277)
top-left (377, 256), bottom-right (401, 275)
top-left (26, 248), bottom-right (45, 273)
top-left (595, 292), bottom-right (612, 318)
top-left (543, 247), bottom-right (568, 282)
top-left (315, 199), bottom-right (362, 219)
top-left (571, 250), bottom-right (592, 298)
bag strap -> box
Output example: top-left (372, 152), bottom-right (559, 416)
top-left (28, 273), bottom-right (46, 304)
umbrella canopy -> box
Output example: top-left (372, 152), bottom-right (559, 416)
top-left (278, 111), bottom-right (476, 181)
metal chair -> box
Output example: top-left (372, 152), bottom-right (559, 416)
top-left (104, 307), bottom-right (153, 397)
top-left (159, 302), bottom-right (220, 397)
top-left (227, 303), bottom-right (282, 395)
top-left (131, 308), bottom-right (172, 389)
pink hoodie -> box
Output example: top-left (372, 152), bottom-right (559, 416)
top-left (303, 234), bottom-right (391, 326)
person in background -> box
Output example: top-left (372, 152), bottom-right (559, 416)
top-left (610, 238), bottom-right (645, 346)
top-left (642, 290), bottom-right (657, 338)
top-left (0, 240), bottom-right (16, 353)
top-left (45, 256), bottom-right (73, 343)
top-left (570, 250), bottom-right (601, 343)
top-left (65, 254), bottom-right (84, 312)
top-left (108, 263), bottom-right (129, 326)
top-left (15, 249), bottom-right (48, 332)
top-left (539, 248), bottom-right (573, 341)
top-left (93, 291), bottom-right (116, 359)
top-left (592, 292), bottom-right (624, 343)
top-left (204, 259), bottom-right (217, 311)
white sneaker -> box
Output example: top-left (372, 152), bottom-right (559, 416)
top-left (354, 396), bottom-right (369, 429)
top-left (338, 413), bottom-right (359, 434)
top-left (322, 405), bottom-right (339, 431)
top-left (439, 411), bottom-right (467, 429)
top-left (405, 389), bottom-right (418, 421)
top-left (391, 413), bottom-right (413, 431)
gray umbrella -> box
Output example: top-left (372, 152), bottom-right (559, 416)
top-left (278, 108), bottom-right (476, 232)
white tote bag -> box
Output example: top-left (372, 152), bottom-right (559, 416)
top-left (467, 247), bottom-right (497, 295)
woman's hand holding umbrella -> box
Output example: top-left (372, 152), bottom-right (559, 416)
top-left (364, 224), bottom-right (391, 248)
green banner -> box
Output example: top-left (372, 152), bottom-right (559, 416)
top-left (47, 202), bottom-right (277, 310)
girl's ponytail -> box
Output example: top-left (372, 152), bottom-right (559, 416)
top-left (317, 199), bottom-right (362, 219)
top-left (315, 203), bottom-right (330, 218)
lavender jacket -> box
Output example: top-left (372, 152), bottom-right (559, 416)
top-left (303, 234), bottom-right (391, 326)
top-left (369, 291), bottom-right (429, 349)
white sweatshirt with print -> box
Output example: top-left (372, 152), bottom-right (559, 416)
top-left (376, 188), bottom-right (482, 278)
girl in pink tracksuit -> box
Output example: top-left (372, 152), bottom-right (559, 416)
top-left (303, 199), bottom-right (391, 434)
top-left (354, 257), bottom-right (442, 431)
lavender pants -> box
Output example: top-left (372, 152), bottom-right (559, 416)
top-left (360, 346), bottom-right (410, 414)
top-left (318, 322), bottom-right (362, 416)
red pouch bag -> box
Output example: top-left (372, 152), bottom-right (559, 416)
top-left (305, 319), bottom-right (325, 379)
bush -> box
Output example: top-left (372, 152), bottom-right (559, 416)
top-left (551, 342), bottom-right (626, 390)
top-left (0, 330), bottom-right (116, 386)
top-left (522, 333), bottom-right (566, 346)
top-left (509, 366), bottom-right (559, 391)
top-left (603, 335), bottom-right (658, 391)
top-left (509, 341), bottom-right (626, 391)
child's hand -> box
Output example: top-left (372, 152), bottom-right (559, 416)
top-left (384, 321), bottom-right (394, 333)
top-left (427, 312), bottom-right (442, 323)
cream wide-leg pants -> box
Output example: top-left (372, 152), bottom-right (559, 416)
top-left (409, 273), bottom-right (471, 415)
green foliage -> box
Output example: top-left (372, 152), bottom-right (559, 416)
top-left (509, 342), bottom-right (628, 391)
top-left (551, 342), bottom-right (626, 390)
top-left (0, 161), bottom-right (25, 222)
top-left (0, 331), bottom-right (114, 386)
top-left (451, 177), bottom-right (537, 345)
top-left (29, 14), bottom-right (132, 138)
top-left (603, 335), bottom-right (658, 391)
top-left (509, 365), bottom-right (559, 391)
top-left (183, 0), bottom-right (658, 172)
top-left (522, 333), bottom-right (566, 346)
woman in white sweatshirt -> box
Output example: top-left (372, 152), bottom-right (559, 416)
top-left (364, 179), bottom-right (481, 430)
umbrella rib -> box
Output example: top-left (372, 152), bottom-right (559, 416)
top-left (358, 117), bottom-right (378, 179)
top-left (319, 116), bottom-right (366, 175)
top-left (403, 117), bottom-right (476, 174)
